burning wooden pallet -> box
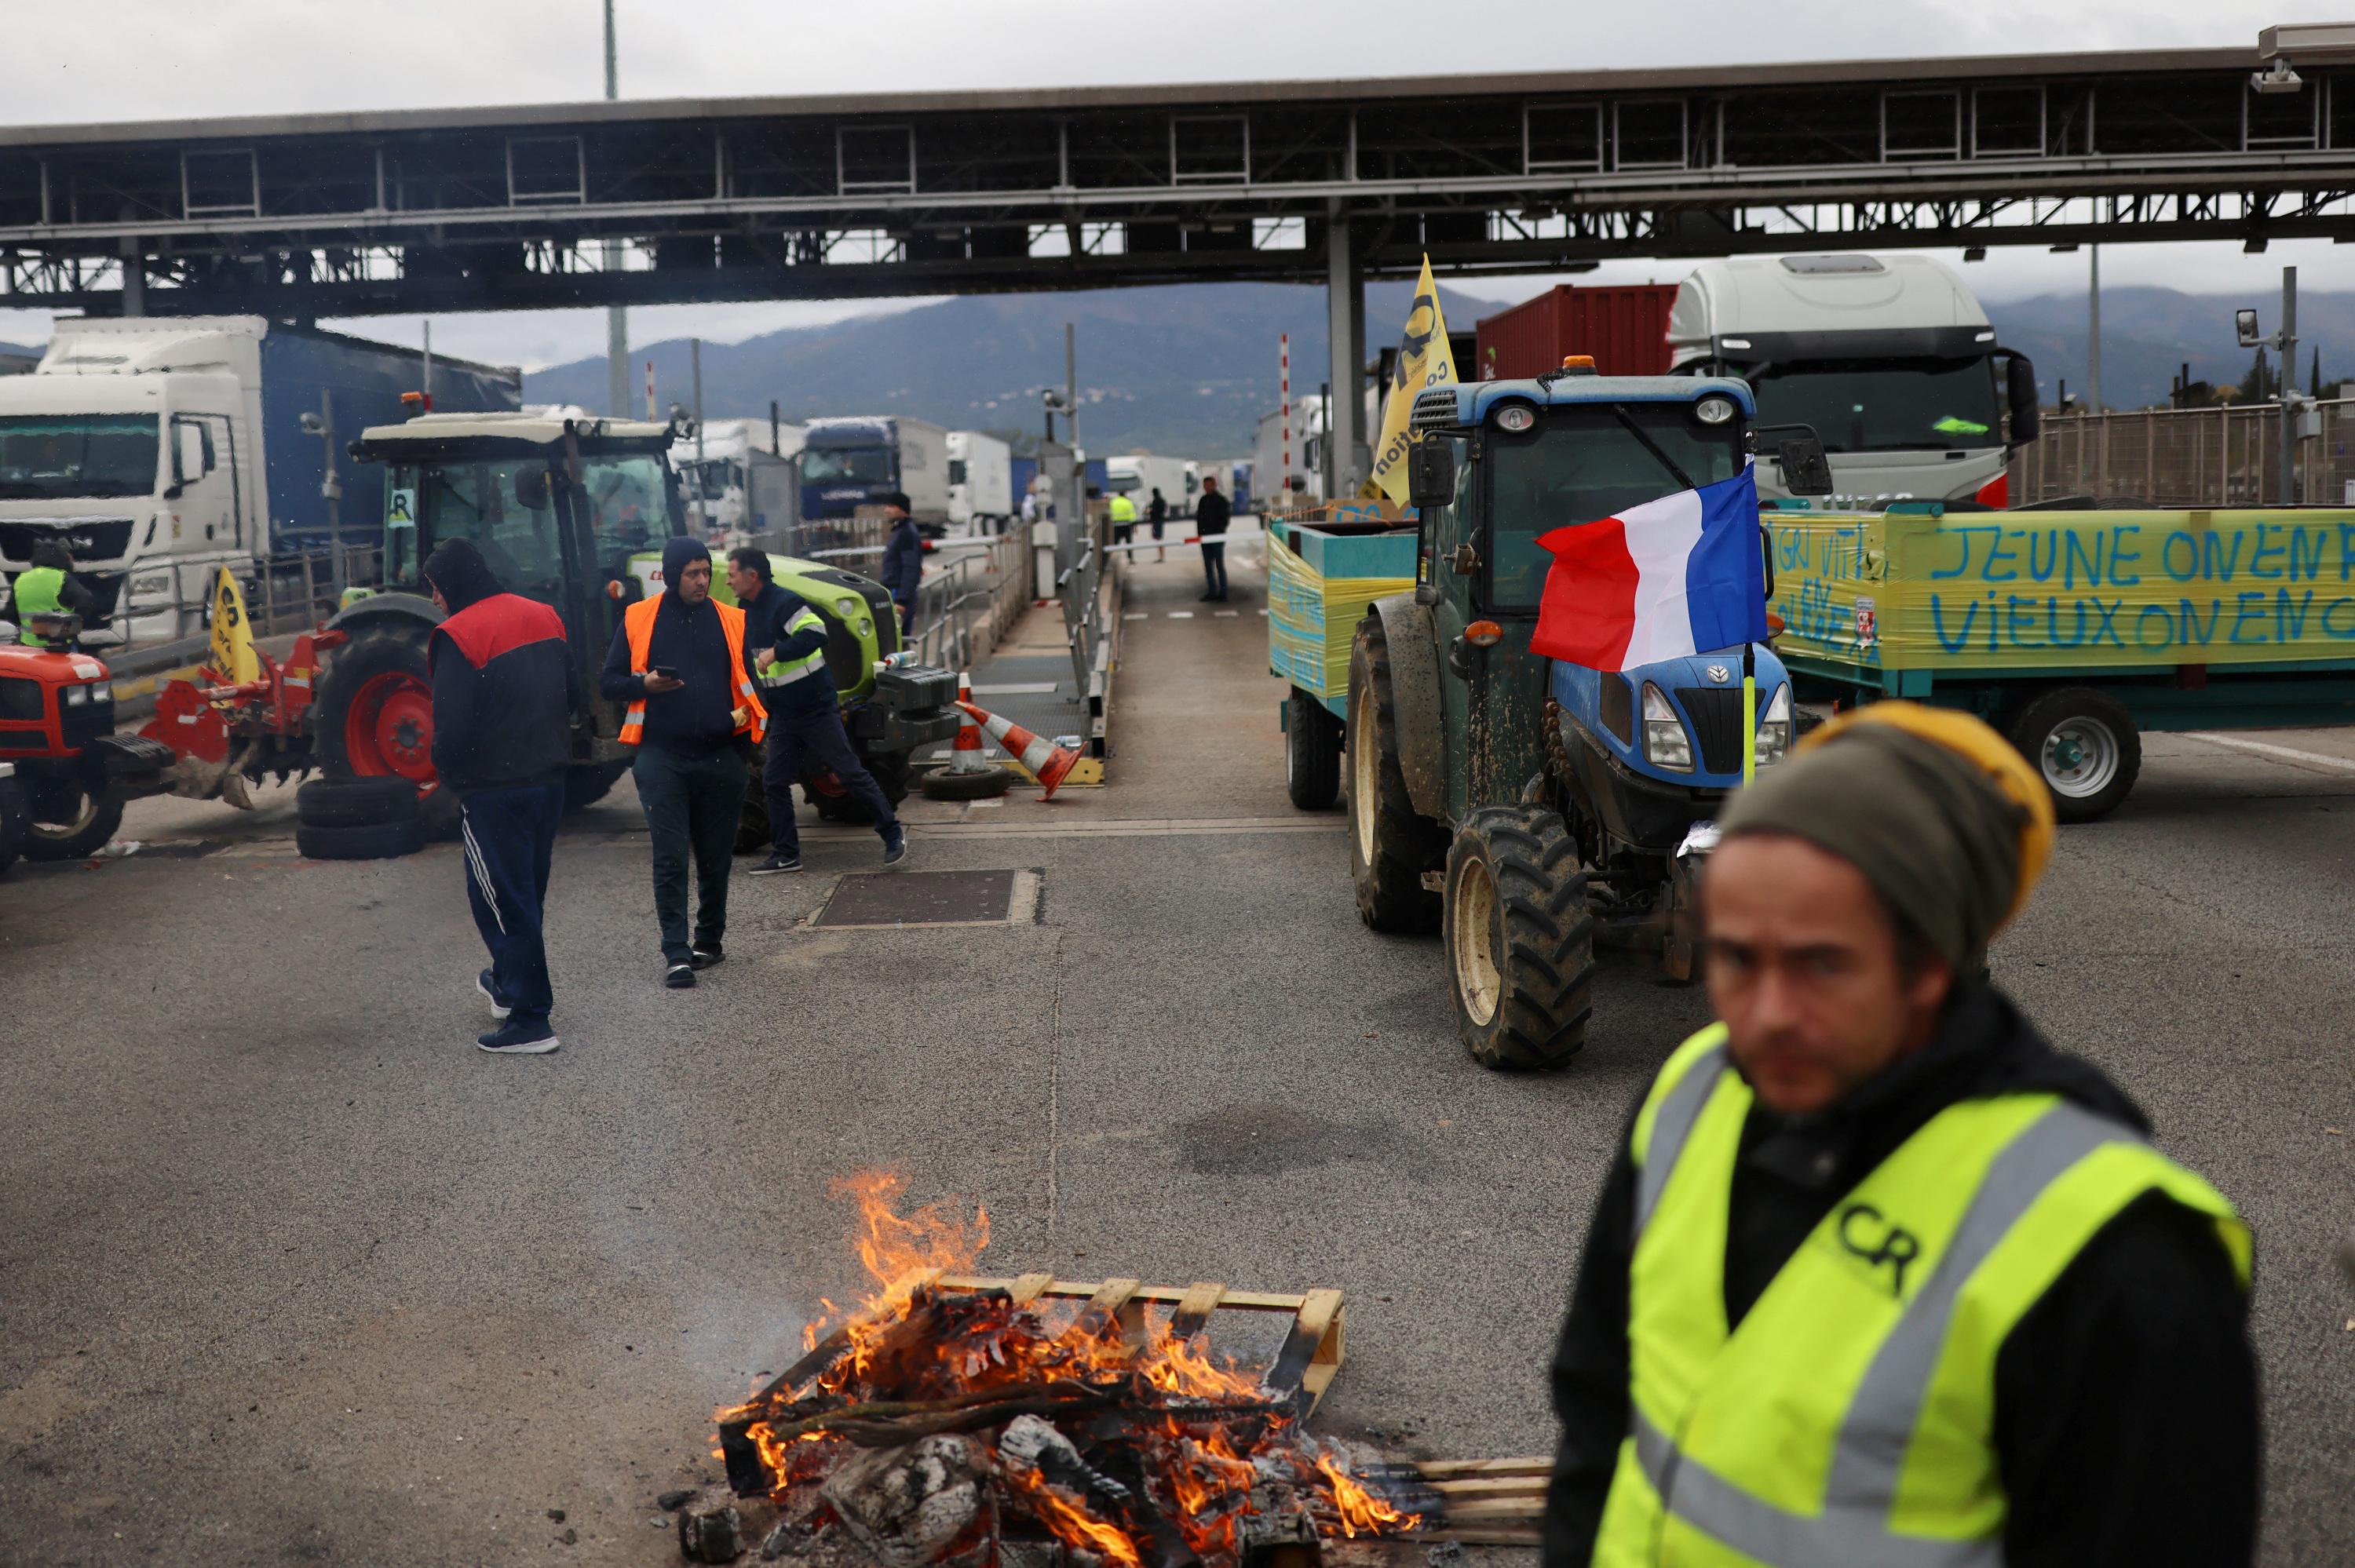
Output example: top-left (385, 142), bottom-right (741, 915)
top-left (1376, 1459), bottom-right (1548, 1548)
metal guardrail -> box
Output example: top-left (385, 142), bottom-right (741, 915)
top-left (910, 531), bottom-right (1028, 673)
top-left (2008, 399), bottom-right (2355, 509)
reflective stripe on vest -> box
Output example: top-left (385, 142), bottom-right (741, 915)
top-left (616, 593), bottom-right (768, 746)
top-left (13, 566), bottom-right (64, 647)
top-left (757, 606), bottom-right (828, 690)
top-left (1597, 1026), bottom-right (2250, 1568)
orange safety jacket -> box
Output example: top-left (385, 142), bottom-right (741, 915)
top-left (616, 593), bottom-right (767, 746)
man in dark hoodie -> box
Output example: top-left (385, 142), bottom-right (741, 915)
top-left (425, 537), bottom-right (579, 1055)
top-left (600, 538), bottom-right (766, 989)
top-left (1547, 702), bottom-right (2258, 1568)
top-left (875, 491), bottom-right (923, 641)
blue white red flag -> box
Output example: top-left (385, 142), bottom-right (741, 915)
top-left (1529, 461), bottom-right (1769, 671)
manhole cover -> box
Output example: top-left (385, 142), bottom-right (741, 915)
top-left (812, 869), bottom-right (1039, 928)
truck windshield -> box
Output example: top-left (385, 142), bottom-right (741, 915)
top-left (1738, 357), bottom-right (2003, 453)
top-left (1487, 403), bottom-right (1746, 610)
top-left (804, 447), bottom-right (893, 484)
top-left (1105, 471), bottom-right (1141, 494)
top-left (0, 414), bottom-right (162, 500)
top-left (382, 454), bottom-right (671, 604)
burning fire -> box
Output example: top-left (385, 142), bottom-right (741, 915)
top-left (714, 1172), bottom-right (1422, 1568)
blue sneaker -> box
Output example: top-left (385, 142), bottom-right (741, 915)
top-left (476, 969), bottom-right (512, 1019)
top-left (476, 1019), bottom-right (558, 1055)
top-left (882, 830), bottom-right (909, 866)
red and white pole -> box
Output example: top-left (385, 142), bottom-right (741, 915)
top-left (644, 359), bottom-right (655, 422)
top-left (1280, 333), bottom-right (1291, 507)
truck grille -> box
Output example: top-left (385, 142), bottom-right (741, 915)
top-left (0, 520), bottom-right (135, 566)
top-left (1675, 687), bottom-right (1748, 776)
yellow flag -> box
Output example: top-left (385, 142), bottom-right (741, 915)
top-left (1369, 256), bottom-right (1458, 504)
top-left (205, 566), bottom-right (259, 686)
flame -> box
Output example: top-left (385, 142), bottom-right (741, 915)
top-left (1007, 1471), bottom-right (1144, 1568)
top-left (1316, 1453), bottom-right (1420, 1537)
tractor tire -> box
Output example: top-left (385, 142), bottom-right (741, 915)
top-left (22, 786), bottom-right (124, 862)
top-left (1285, 688), bottom-right (1342, 811)
top-left (296, 775), bottom-right (420, 829)
top-left (295, 817), bottom-right (426, 862)
top-left (1443, 805), bottom-right (1595, 1070)
top-left (2006, 686), bottom-right (2141, 823)
top-left (563, 760), bottom-right (633, 813)
top-left (0, 774), bottom-right (28, 877)
top-left (313, 625), bottom-right (460, 838)
top-left (809, 748), bottom-right (913, 825)
top-left (736, 767), bottom-right (773, 855)
top-left (1346, 616), bottom-right (1444, 932)
top-left (920, 763), bottom-right (1013, 801)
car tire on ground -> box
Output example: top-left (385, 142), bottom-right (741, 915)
top-left (1346, 616), bottom-right (1444, 932)
top-left (312, 625), bottom-right (460, 838)
top-left (919, 763), bottom-right (1014, 800)
top-left (295, 817), bottom-right (427, 862)
top-left (21, 787), bottom-right (126, 862)
top-left (296, 775), bottom-right (421, 829)
top-left (1444, 805), bottom-right (1595, 1070)
top-left (1285, 688), bottom-right (1342, 811)
top-left (2006, 686), bottom-right (2141, 823)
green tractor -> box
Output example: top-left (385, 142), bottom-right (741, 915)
top-left (1348, 374), bottom-right (1830, 1070)
top-left (312, 412), bottom-right (953, 843)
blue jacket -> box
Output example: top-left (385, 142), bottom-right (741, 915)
top-left (878, 518), bottom-right (922, 610)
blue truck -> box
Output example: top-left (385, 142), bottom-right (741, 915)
top-left (0, 315), bottom-right (517, 647)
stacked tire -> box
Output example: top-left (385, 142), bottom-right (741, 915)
top-left (295, 776), bottom-right (425, 861)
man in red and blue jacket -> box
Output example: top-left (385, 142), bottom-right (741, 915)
top-left (425, 538), bottom-right (580, 1056)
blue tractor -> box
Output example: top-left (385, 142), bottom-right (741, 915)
top-left (1348, 369), bottom-right (1831, 1069)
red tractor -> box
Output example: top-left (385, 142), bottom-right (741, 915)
top-left (0, 611), bottom-right (177, 867)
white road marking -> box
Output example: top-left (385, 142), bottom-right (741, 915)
top-left (1257, 609), bottom-right (1269, 616)
top-left (1123, 612), bottom-right (1146, 621)
top-left (1167, 611), bottom-right (1194, 619)
top-left (1214, 610), bottom-right (1239, 618)
top-left (970, 682), bottom-right (1058, 695)
top-left (2184, 732), bottom-right (2355, 775)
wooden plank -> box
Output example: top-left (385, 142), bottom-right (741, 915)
top-left (1432, 1499), bottom-right (1545, 1521)
top-left (934, 1276), bottom-right (1309, 1312)
top-left (1261, 1288), bottom-right (1345, 1413)
top-left (1167, 1281), bottom-right (1228, 1340)
top-left (1426, 1479), bottom-right (1549, 1500)
top-left (1072, 1276), bottom-right (1141, 1342)
top-left (1006, 1272), bottom-right (1057, 1307)
top-left (1415, 1528), bottom-right (1543, 1548)
top-left (1412, 1458), bottom-right (1551, 1479)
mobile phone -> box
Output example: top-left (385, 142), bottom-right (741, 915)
top-left (650, 665), bottom-right (680, 680)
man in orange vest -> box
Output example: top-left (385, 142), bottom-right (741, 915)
top-left (599, 538), bottom-right (767, 989)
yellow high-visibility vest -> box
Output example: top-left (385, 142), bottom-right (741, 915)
top-left (1594, 1025), bottom-right (2249, 1567)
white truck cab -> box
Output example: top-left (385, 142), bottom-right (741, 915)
top-left (1670, 255), bottom-right (2037, 510)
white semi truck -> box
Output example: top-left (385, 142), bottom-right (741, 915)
top-left (1252, 396), bottom-right (1328, 509)
top-left (675, 418), bottom-right (805, 544)
top-left (945, 431), bottom-right (1013, 533)
top-left (1104, 454), bottom-right (1196, 520)
top-left (0, 316), bottom-right (517, 647)
top-left (1668, 254), bottom-right (2038, 509)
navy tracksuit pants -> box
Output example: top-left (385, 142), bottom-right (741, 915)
top-left (459, 781), bottom-right (564, 1026)
top-left (763, 683), bottom-right (900, 855)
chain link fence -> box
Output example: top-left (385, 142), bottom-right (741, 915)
top-left (2009, 400), bottom-right (2355, 508)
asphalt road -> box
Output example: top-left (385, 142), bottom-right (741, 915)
top-left (3, 525), bottom-right (2353, 1565)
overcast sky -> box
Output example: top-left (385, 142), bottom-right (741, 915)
top-left (0, 1), bottom-right (2340, 366)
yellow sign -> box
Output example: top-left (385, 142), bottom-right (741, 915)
top-left (205, 566), bottom-right (260, 686)
top-left (1769, 506), bottom-right (2355, 673)
top-left (1368, 255), bottom-right (1456, 505)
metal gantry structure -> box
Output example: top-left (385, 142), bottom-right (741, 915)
top-left (4, 35), bottom-right (2353, 486)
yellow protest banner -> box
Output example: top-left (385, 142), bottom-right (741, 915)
top-left (1368, 255), bottom-right (1456, 504)
top-left (205, 566), bottom-right (260, 686)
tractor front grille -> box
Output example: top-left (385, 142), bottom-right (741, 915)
top-left (1675, 687), bottom-right (1747, 776)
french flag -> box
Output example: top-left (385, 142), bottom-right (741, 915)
top-left (1529, 461), bottom-right (1769, 672)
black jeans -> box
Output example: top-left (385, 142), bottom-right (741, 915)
top-left (631, 744), bottom-right (748, 964)
top-left (458, 781), bottom-right (564, 1026)
top-left (765, 687), bottom-right (900, 854)
top-left (1200, 538), bottom-right (1228, 599)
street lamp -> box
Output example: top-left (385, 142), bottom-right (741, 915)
top-left (2235, 267), bottom-right (2302, 505)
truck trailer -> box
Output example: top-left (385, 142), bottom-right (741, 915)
top-left (675, 417), bottom-right (805, 544)
top-left (799, 415), bottom-right (951, 527)
top-left (0, 316), bottom-right (517, 647)
top-left (1105, 454), bottom-right (1196, 520)
top-left (1473, 285), bottom-right (1678, 380)
top-left (946, 430), bottom-right (1014, 532)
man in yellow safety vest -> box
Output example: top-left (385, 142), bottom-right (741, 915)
top-left (1547, 702), bottom-right (2258, 1568)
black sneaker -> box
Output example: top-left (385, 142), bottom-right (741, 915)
top-left (476, 1019), bottom-right (558, 1055)
top-left (663, 963), bottom-right (696, 989)
top-left (749, 853), bottom-right (803, 875)
top-left (476, 968), bottom-right (512, 1019)
top-left (691, 946), bottom-right (725, 970)
top-left (882, 830), bottom-right (909, 866)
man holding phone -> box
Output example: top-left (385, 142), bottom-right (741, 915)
top-left (601, 537), bottom-right (767, 989)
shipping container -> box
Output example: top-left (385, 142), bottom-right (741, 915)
top-left (1473, 285), bottom-right (1678, 381)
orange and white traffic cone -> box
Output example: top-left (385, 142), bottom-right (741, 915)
top-left (956, 701), bottom-right (1081, 798)
top-left (944, 676), bottom-right (991, 775)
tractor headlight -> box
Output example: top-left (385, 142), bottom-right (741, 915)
top-left (1694, 396), bottom-right (1737, 425)
top-left (1754, 684), bottom-right (1792, 768)
top-left (1641, 683), bottom-right (1693, 771)
top-left (64, 683), bottom-right (87, 706)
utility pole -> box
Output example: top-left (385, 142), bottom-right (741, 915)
top-left (301, 393), bottom-right (344, 596)
top-left (2280, 266), bottom-right (2299, 505)
top-left (603, 0), bottom-right (630, 420)
top-left (2087, 245), bottom-right (2102, 414)
top-left (1064, 323), bottom-right (1079, 461)
top-left (421, 320), bottom-right (433, 407)
top-left (691, 336), bottom-right (705, 463)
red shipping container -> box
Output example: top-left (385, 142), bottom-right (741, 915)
top-left (1473, 284), bottom-right (1678, 381)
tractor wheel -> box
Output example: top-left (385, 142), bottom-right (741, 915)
top-left (22, 786), bottom-right (124, 862)
top-left (2007, 686), bottom-right (2141, 823)
top-left (1443, 805), bottom-right (1595, 1070)
top-left (295, 818), bottom-right (427, 862)
top-left (296, 776), bottom-right (420, 829)
top-left (1285, 688), bottom-right (1342, 811)
top-left (736, 765), bottom-right (773, 855)
top-left (808, 748), bottom-right (913, 825)
top-left (919, 763), bottom-right (1013, 801)
top-left (1346, 617), bottom-right (1444, 932)
top-left (314, 625), bottom-right (461, 838)
top-left (0, 773), bottom-right (30, 877)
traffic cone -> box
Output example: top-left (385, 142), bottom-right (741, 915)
top-left (956, 701), bottom-right (1081, 798)
top-left (944, 676), bottom-right (991, 775)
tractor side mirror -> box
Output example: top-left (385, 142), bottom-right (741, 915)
top-left (1408, 441), bottom-right (1456, 509)
top-left (2005, 355), bottom-right (2041, 444)
top-left (1759, 427), bottom-right (1835, 498)
top-left (2236, 308), bottom-right (2263, 348)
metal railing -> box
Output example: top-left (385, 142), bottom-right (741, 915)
top-left (2009, 400), bottom-right (2355, 509)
